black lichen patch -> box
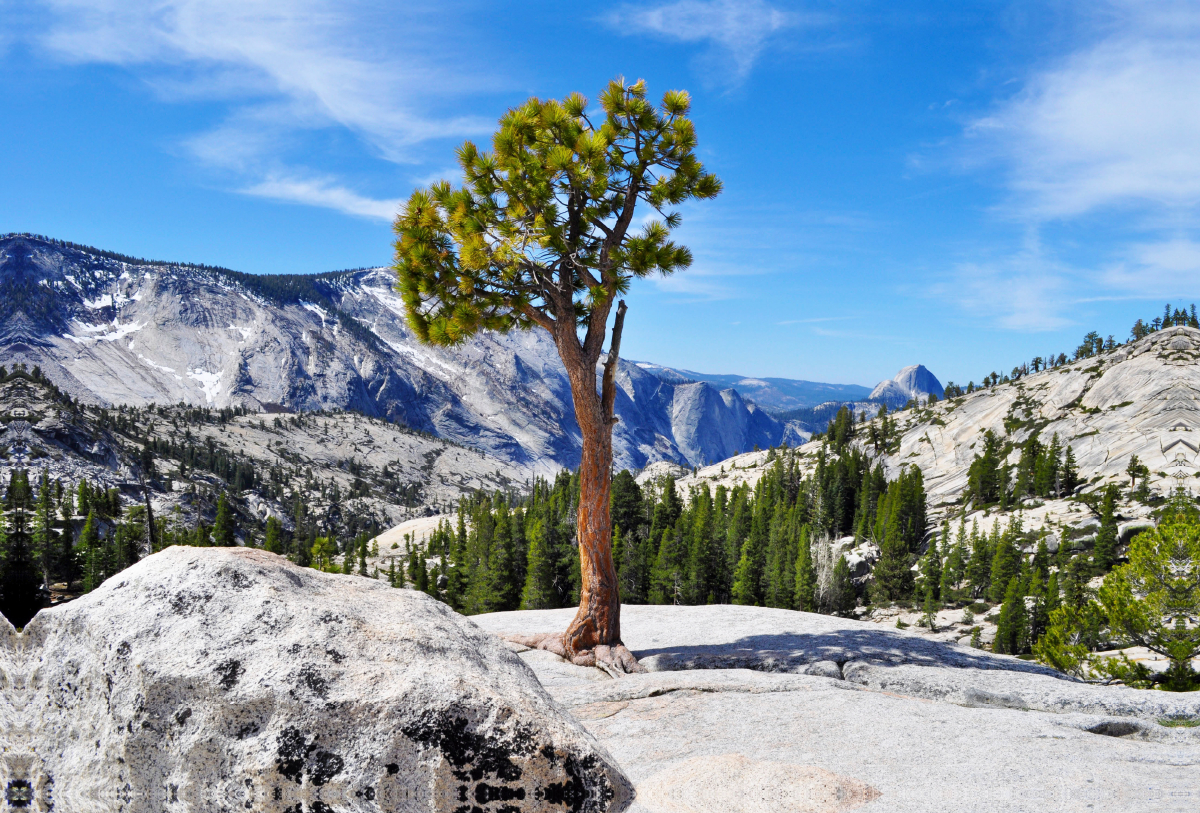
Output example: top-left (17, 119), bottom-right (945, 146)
top-left (275, 728), bottom-right (345, 788)
top-left (401, 710), bottom-right (534, 784)
top-left (325, 648), bottom-right (345, 664)
top-left (224, 568), bottom-right (254, 590)
top-left (534, 754), bottom-right (616, 813)
top-left (169, 589), bottom-right (213, 616)
top-left (400, 708), bottom-right (620, 813)
top-left (174, 708), bottom-right (192, 727)
top-left (308, 751), bottom-right (345, 786)
top-left (475, 783), bottom-right (525, 804)
top-left (296, 664), bottom-right (330, 699)
top-left (385, 764), bottom-right (399, 775)
top-left (277, 728), bottom-right (313, 784)
top-left (216, 659), bottom-right (244, 690)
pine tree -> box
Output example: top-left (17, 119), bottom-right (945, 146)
top-left (793, 524), bottom-right (817, 612)
top-left (993, 577), bottom-right (1025, 654)
top-left (918, 535), bottom-right (942, 603)
top-left (392, 80), bottom-right (721, 669)
top-left (872, 502), bottom-right (914, 602)
top-left (829, 555), bottom-right (856, 617)
top-left (988, 522), bottom-right (1020, 604)
top-left (212, 494), bottom-right (236, 547)
top-left (1093, 484), bottom-right (1119, 574)
top-left (311, 536), bottom-right (338, 572)
top-left (652, 524), bottom-right (688, 605)
top-left (520, 517), bottom-right (559, 610)
top-left (79, 510), bottom-right (102, 593)
top-left (264, 516), bottom-right (284, 554)
top-left (31, 471), bottom-right (54, 589)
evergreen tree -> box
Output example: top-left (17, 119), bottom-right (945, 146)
top-left (993, 577), bottom-right (1024, 654)
top-left (0, 519), bottom-right (42, 629)
top-left (829, 555), bottom-right (856, 617)
top-left (651, 524), bottom-right (688, 605)
top-left (940, 523), bottom-right (965, 600)
top-left (611, 470), bottom-right (646, 542)
top-left (79, 510), bottom-right (102, 593)
top-left (392, 79), bottom-right (721, 668)
top-left (1093, 484), bottom-right (1119, 573)
top-left (793, 524), bottom-right (817, 612)
top-left (989, 522), bottom-right (1020, 604)
top-left (918, 534), bottom-right (942, 603)
top-left (212, 494), bottom-right (236, 547)
top-left (521, 517), bottom-right (559, 610)
top-left (264, 516), bottom-right (284, 554)
top-left (872, 504), bottom-right (914, 602)
top-left (311, 536), bottom-right (338, 572)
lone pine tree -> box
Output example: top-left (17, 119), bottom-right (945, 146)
top-left (392, 78), bottom-right (720, 674)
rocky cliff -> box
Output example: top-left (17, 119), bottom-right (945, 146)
top-left (656, 326), bottom-right (1200, 539)
top-left (867, 363), bottom-right (944, 407)
top-left (0, 234), bottom-right (787, 472)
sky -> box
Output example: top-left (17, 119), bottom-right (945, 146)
top-left (3, 0), bottom-right (1200, 389)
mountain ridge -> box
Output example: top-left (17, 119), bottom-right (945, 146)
top-left (0, 234), bottom-right (797, 472)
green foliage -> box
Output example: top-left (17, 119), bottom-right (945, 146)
top-left (1093, 484), bottom-right (1120, 573)
top-left (1036, 498), bottom-right (1200, 690)
top-left (212, 494), bottom-right (236, 547)
top-left (310, 536), bottom-right (339, 573)
top-left (264, 516), bottom-right (284, 554)
top-left (392, 78), bottom-right (720, 346)
top-left (870, 465), bottom-right (926, 602)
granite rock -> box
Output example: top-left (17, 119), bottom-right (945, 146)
top-left (475, 604), bottom-right (1200, 813)
top-left (3, 547), bottom-right (632, 813)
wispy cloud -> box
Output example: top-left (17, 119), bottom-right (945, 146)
top-left (30, 0), bottom-right (493, 217)
top-left (650, 268), bottom-right (734, 301)
top-left (608, 0), bottom-right (827, 84)
top-left (1101, 236), bottom-right (1200, 299)
top-left (969, 3), bottom-right (1200, 221)
top-left (241, 174), bottom-right (403, 221)
top-left (930, 242), bottom-right (1077, 332)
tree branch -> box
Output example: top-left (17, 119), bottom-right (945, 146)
top-left (601, 300), bottom-right (628, 425)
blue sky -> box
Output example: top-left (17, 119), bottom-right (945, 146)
top-left (3, 1), bottom-right (1200, 388)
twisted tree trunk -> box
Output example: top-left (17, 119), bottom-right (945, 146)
top-left (506, 301), bottom-right (644, 676)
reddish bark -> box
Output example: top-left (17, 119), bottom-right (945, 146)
top-left (515, 300), bottom-right (644, 675)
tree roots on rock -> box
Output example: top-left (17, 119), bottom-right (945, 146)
top-left (503, 633), bottom-right (646, 678)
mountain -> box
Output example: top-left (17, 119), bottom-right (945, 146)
top-left (0, 369), bottom-right (528, 535)
top-left (632, 362), bottom-right (872, 413)
top-left (867, 364), bottom-right (944, 408)
top-left (655, 327), bottom-right (1194, 538)
top-left (0, 234), bottom-right (790, 471)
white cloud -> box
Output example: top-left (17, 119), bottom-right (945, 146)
top-left (241, 174), bottom-right (402, 221)
top-left (972, 4), bottom-right (1200, 220)
top-left (933, 246), bottom-right (1076, 332)
top-left (1101, 237), bottom-right (1200, 299)
top-left (610, 0), bottom-right (821, 82)
top-left (30, 0), bottom-right (493, 216)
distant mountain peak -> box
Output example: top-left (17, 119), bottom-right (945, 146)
top-left (869, 364), bottom-right (944, 406)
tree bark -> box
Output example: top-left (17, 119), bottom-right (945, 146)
top-left (507, 301), bottom-right (644, 675)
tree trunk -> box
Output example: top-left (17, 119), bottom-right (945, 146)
top-left (563, 393), bottom-right (620, 655)
top-left (506, 302), bottom-right (644, 675)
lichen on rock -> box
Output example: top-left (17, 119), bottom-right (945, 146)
top-left (1, 546), bottom-right (632, 812)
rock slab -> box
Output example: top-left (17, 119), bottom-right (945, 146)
top-left (477, 605), bottom-right (1200, 813)
top-left (1, 546), bottom-right (632, 812)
